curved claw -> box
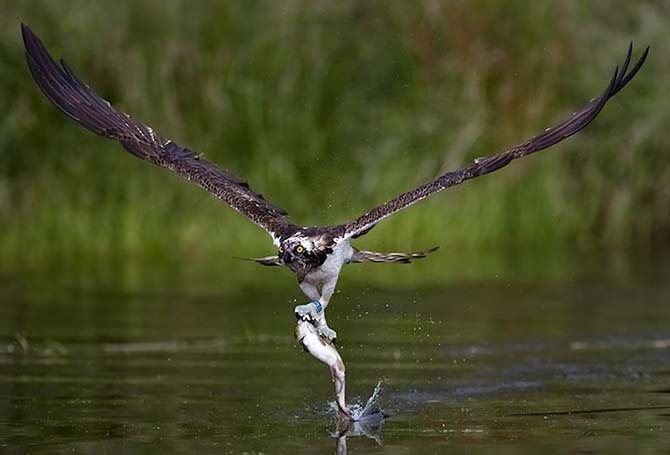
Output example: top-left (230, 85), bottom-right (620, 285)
top-left (317, 325), bottom-right (338, 343)
top-left (294, 302), bottom-right (319, 323)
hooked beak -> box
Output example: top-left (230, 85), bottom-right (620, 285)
top-left (284, 256), bottom-right (309, 281)
top-left (282, 250), bottom-right (296, 264)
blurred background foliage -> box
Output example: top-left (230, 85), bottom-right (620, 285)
top-left (0, 1), bottom-right (668, 289)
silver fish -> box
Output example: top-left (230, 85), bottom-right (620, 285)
top-left (295, 319), bottom-right (352, 419)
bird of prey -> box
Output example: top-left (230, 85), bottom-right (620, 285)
top-left (22, 24), bottom-right (648, 341)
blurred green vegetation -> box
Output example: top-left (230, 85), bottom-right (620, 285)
top-left (1, 1), bottom-right (669, 284)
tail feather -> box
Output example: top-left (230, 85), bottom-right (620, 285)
top-left (349, 246), bottom-right (439, 264)
top-left (233, 255), bottom-right (282, 267)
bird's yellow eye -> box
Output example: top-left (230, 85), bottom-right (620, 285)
top-left (296, 245), bottom-right (304, 254)
top-left (278, 246), bottom-right (284, 254)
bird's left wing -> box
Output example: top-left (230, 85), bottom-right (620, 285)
top-left (22, 24), bottom-right (294, 244)
top-left (340, 43), bottom-right (649, 240)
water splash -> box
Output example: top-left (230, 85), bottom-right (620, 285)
top-left (329, 381), bottom-right (385, 421)
top-left (356, 380), bottom-right (385, 420)
top-left (330, 380), bottom-right (386, 453)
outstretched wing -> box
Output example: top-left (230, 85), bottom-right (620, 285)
top-left (22, 24), bottom-right (293, 244)
top-left (341, 44), bottom-right (649, 240)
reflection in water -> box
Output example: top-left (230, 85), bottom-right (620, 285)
top-left (333, 383), bottom-right (386, 454)
top-left (334, 410), bottom-right (385, 455)
top-left (1, 278), bottom-right (670, 453)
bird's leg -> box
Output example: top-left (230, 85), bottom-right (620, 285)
top-left (315, 276), bottom-right (339, 341)
top-left (295, 279), bottom-right (339, 342)
top-left (295, 281), bottom-right (322, 322)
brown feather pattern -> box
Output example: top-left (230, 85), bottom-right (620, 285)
top-left (21, 24), bottom-right (295, 241)
top-left (341, 43), bottom-right (649, 239)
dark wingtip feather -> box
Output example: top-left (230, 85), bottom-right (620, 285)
top-left (525, 43), bottom-right (648, 155)
top-left (21, 23), bottom-right (48, 67)
top-left (20, 22), bottom-right (33, 43)
top-left (612, 44), bottom-right (649, 96)
top-left (21, 25), bottom-right (133, 136)
top-left (22, 25), bottom-right (74, 120)
top-left (620, 42), bottom-right (633, 78)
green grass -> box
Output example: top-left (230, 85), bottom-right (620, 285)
top-left (1, 1), bottom-right (669, 284)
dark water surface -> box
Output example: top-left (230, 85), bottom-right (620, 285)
top-left (1, 266), bottom-right (670, 454)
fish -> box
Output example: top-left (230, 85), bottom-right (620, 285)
top-left (295, 319), bottom-right (352, 419)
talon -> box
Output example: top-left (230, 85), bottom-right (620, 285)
top-left (294, 311), bottom-right (311, 322)
top-left (316, 325), bottom-right (338, 343)
top-left (294, 302), bottom-right (323, 324)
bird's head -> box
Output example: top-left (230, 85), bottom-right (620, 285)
top-left (279, 235), bottom-right (329, 281)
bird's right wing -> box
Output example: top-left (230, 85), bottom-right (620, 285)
top-left (340, 43), bottom-right (649, 241)
top-left (22, 24), bottom-right (294, 244)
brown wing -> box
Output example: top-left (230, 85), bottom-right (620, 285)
top-left (341, 43), bottom-right (649, 240)
top-left (22, 24), bottom-right (294, 243)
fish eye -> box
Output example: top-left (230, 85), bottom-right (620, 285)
top-left (296, 245), bottom-right (304, 254)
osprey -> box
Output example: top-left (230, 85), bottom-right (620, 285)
top-left (22, 24), bottom-right (648, 341)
